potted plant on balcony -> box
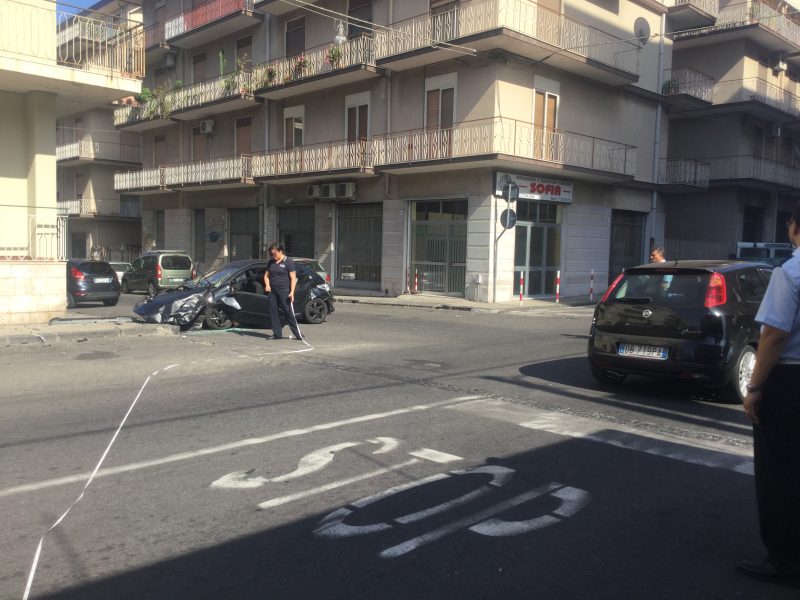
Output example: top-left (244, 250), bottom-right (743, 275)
top-left (294, 54), bottom-right (308, 76)
top-left (661, 79), bottom-right (680, 95)
top-left (326, 45), bottom-right (343, 69)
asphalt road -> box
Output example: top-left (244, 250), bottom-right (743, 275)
top-left (0, 301), bottom-right (786, 599)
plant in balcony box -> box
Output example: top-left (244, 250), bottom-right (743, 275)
top-left (173, 79), bottom-right (183, 91)
top-left (266, 66), bottom-right (277, 84)
top-left (326, 45), bottom-right (343, 68)
top-left (294, 54), bottom-right (308, 74)
top-left (661, 79), bottom-right (679, 95)
top-left (136, 86), bottom-right (154, 104)
top-left (223, 71), bottom-right (238, 94)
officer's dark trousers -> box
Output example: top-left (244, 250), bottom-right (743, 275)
top-left (754, 364), bottom-right (800, 574)
top-left (267, 291), bottom-right (301, 340)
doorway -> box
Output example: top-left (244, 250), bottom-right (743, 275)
top-left (513, 201), bottom-right (562, 296)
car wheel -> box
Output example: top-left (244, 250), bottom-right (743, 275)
top-left (203, 305), bottom-right (232, 330)
top-left (147, 281), bottom-right (157, 297)
top-left (121, 280), bottom-right (129, 294)
top-left (590, 363), bottom-right (627, 385)
top-left (303, 298), bottom-right (328, 324)
top-left (102, 297), bottom-right (119, 307)
top-left (67, 293), bottom-right (76, 309)
top-left (725, 345), bottom-right (756, 404)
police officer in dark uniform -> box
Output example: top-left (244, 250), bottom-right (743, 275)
top-left (263, 242), bottom-right (302, 341)
top-left (737, 201), bottom-right (800, 588)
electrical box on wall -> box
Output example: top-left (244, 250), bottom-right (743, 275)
top-left (320, 183), bottom-right (337, 199)
top-left (200, 119), bottom-right (215, 134)
top-left (337, 182), bottom-right (356, 199)
top-left (307, 184), bottom-right (321, 198)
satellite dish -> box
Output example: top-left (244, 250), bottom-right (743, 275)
top-left (634, 17), bottom-right (650, 46)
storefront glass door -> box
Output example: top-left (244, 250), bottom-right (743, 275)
top-left (513, 201), bottom-right (562, 297)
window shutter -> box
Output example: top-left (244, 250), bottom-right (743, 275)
top-left (426, 89), bottom-right (440, 130)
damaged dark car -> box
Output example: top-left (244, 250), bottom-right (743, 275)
top-left (134, 259), bottom-right (334, 331)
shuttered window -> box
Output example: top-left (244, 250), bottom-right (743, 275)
top-left (236, 36), bottom-right (252, 71)
top-left (286, 17), bottom-right (305, 57)
top-left (153, 134), bottom-right (167, 166)
top-left (236, 117), bottom-right (252, 155)
top-left (192, 53), bottom-right (206, 82)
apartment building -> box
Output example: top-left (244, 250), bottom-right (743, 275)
top-left (662, 0), bottom-right (800, 259)
top-left (0, 0), bottom-right (144, 323)
top-left (116, 0), bottom-right (675, 300)
top-left (57, 107), bottom-right (143, 261)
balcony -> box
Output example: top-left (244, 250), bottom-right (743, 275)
top-left (57, 197), bottom-right (142, 218)
top-left (658, 158), bottom-right (710, 192)
top-left (144, 22), bottom-right (173, 61)
top-left (164, 155), bottom-right (256, 189)
top-left (0, 0), bottom-right (144, 111)
top-left (707, 155), bottom-right (800, 189)
top-left (253, 37), bottom-right (381, 101)
top-left (661, 67), bottom-right (714, 111)
top-left (114, 100), bottom-right (174, 131)
top-left (374, 0), bottom-right (640, 86)
top-left (57, 138), bottom-right (141, 165)
top-left (674, 0), bottom-right (800, 56)
top-left (666, 0), bottom-right (718, 30)
top-left (164, 0), bottom-right (262, 49)
top-left (252, 140), bottom-right (375, 183)
top-left (372, 117), bottom-right (637, 182)
top-left (170, 72), bottom-right (261, 120)
top-left (114, 167), bottom-right (166, 194)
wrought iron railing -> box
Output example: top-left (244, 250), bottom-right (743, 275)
top-left (252, 140), bottom-right (372, 177)
top-left (658, 158), bottom-right (710, 187)
top-left (57, 197), bottom-right (141, 217)
top-left (144, 21), bottom-right (166, 48)
top-left (165, 0), bottom-right (254, 39)
top-left (661, 67), bottom-right (715, 102)
top-left (163, 155), bottom-right (252, 185)
top-left (372, 117), bottom-right (637, 176)
top-left (171, 71), bottom-right (254, 111)
top-left (707, 155), bottom-right (800, 187)
top-left (669, 0), bottom-right (719, 18)
top-left (56, 138), bottom-right (141, 162)
top-left (374, 0), bottom-right (640, 74)
top-left (712, 77), bottom-right (800, 117)
top-left (114, 167), bottom-right (164, 190)
top-left (0, 211), bottom-right (61, 260)
top-left (0, 0), bottom-right (145, 77)
top-left (251, 35), bottom-right (375, 91)
top-left (677, 0), bottom-right (800, 46)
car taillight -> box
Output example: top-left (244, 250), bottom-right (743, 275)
top-left (191, 266), bottom-right (197, 279)
top-left (70, 266), bottom-right (85, 281)
top-left (156, 263), bottom-right (162, 282)
top-left (705, 272), bottom-right (727, 307)
top-left (325, 273), bottom-right (330, 283)
top-left (601, 272), bottom-right (625, 302)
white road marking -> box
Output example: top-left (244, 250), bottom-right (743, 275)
top-left (270, 442), bottom-right (361, 483)
top-left (210, 470), bottom-right (269, 489)
top-left (257, 458), bottom-right (421, 510)
top-left (367, 437), bottom-right (400, 453)
top-left (407, 448), bottom-right (462, 463)
top-left (0, 396), bottom-right (483, 499)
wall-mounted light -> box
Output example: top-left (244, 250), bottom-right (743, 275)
top-left (334, 20), bottom-right (347, 46)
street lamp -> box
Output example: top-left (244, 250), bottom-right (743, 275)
top-left (334, 20), bottom-right (347, 46)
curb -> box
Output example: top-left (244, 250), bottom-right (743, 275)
top-left (334, 297), bottom-right (591, 314)
top-left (1, 321), bottom-right (179, 347)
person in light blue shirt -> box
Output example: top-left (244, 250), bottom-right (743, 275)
top-left (737, 202), bottom-right (800, 588)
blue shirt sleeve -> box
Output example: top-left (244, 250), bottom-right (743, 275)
top-left (756, 266), bottom-right (800, 333)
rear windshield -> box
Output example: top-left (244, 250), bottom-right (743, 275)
top-left (75, 262), bottom-right (114, 275)
top-left (608, 271), bottom-right (711, 306)
top-left (160, 255), bottom-right (192, 270)
top-left (109, 262), bottom-right (130, 270)
top-left (296, 260), bottom-right (324, 272)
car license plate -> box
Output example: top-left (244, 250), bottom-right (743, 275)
top-left (94, 277), bottom-right (112, 283)
top-left (171, 278), bottom-right (184, 282)
top-left (617, 343), bottom-right (668, 360)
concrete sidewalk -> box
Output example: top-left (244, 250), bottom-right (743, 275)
top-left (0, 293), bottom-right (595, 346)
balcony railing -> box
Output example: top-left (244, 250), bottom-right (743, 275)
top-left (374, 0), bottom-right (639, 75)
top-left (1, 0), bottom-right (145, 77)
top-left (57, 197), bottom-right (141, 217)
top-left (669, 0), bottom-right (719, 18)
top-left (57, 138), bottom-right (141, 162)
top-left (662, 67), bottom-right (715, 102)
top-left (171, 71), bottom-right (254, 111)
top-left (712, 77), bottom-right (800, 117)
top-left (252, 140), bottom-right (372, 177)
top-left (658, 158), bottom-right (710, 187)
top-left (113, 99), bottom-right (168, 126)
top-left (163, 155), bottom-right (252, 185)
top-left (165, 0), bottom-right (254, 39)
top-left (372, 117), bottom-right (637, 176)
top-left (708, 155), bottom-right (800, 187)
top-left (676, 0), bottom-right (800, 46)
top-left (145, 22), bottom-right (166, 49)
top-left (115, 167), bottom-right (164, 190)
top-left (252, 35), bottom-right (375, 91)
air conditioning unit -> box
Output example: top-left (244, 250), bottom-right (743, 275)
top-left (307, 184), bottom-right (322, 198)
top-left (337, 182), bottom-right (356, 199)
top-left (320, 183), bottom-right (337, 199)
top-left (163, 52), bottom-right (176, 69)
top-left (199, 119), bottom-right (215, 134)
top-left (773, 59), bottom-right (787, 74)
top-left (769, 123), bottom-right (782, 138)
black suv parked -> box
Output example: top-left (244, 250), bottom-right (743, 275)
top-left (66, 259), bottom-right (121, 308)
top-left (587, 260), bottom-right (772, 401)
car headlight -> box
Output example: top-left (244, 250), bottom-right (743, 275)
top-left (320, 283), bottom-right (330, 291)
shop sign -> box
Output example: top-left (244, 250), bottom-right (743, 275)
top-left (495, 172), bottom-right (572, 204)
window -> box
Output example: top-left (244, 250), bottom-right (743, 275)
top-left (284, 106), bottom-right (304, 148)
top-left (155, 210), bottom-right (165, 248)
top-left (236, 36), bottom-right (252, 71)
top-left (286, 17), bottom-right (305, 57)
top-left (74, 172), bottom-right (85, 200)
top-left (236, 117), bottom-right (252, 155)
top-left (534, 89), bottom-right (558, 160)
top-left (424, 74), bottom-right (456, 159)
top-left (154, 67), bottom-right (168, 88)
top-left (194, 209), bottom-right (206, 264)
top-left (346, 92), bottom-right (370, 142)
top-left (192, 53), bottom-right (206, 82)
top-left (735, 269), bottom-right (767, 302)
top-left (348, 0), bottom-right (372, 38)
top-left (192, 126), bottom-right (207, 160)
top-left (74, 117), bottom-right (83, 142)
top-left (153, 134), bottom-right (167, 166)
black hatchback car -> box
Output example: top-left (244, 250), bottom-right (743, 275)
top-left (587, 260), bottom-right (772, 402)
top-left (66, 259), bottom-right (121, 308)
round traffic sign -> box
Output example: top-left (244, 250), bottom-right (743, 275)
top-left (500, 209), bottom-right (517, 229)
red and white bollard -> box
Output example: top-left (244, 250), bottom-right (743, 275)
top-left (519, 271), bottom-right (524, 304)
top-left (555, 270), bottom-right (561, 304)
top-left (589, 269), bottom-right (594, 303)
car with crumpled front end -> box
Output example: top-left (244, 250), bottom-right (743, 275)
top-left (587, 260), bottom-right (772, 402)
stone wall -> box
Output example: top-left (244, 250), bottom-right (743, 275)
top-left (0, 261), bottom-right (66, 324)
